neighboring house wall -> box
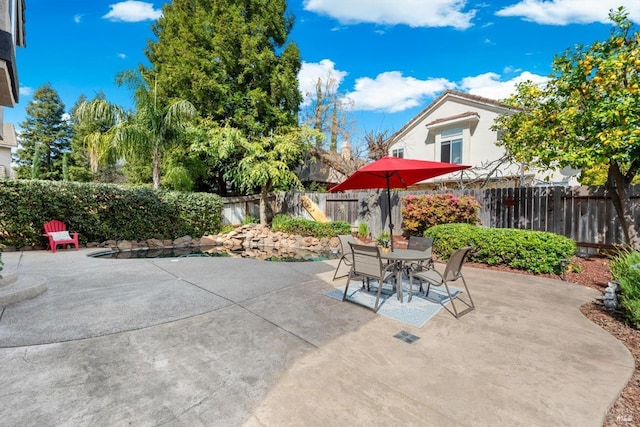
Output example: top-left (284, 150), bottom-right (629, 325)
top-left (0, 122), bottom-right (16, 176)
top-left (0, 0), bottom-right (26, 178)
top-left (388, 90), bottom-right (578, 187)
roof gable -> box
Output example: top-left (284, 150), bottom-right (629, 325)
top-left (387, 89), bottom-right (515, 144)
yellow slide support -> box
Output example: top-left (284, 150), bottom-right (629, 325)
top-left (301, 195), bottom-right (329, 223)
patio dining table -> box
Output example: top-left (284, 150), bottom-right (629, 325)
top-left (380, 249), bottom-right (433, 303)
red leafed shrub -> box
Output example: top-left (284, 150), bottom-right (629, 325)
top-left (401, 193), bottom-right (480, 237)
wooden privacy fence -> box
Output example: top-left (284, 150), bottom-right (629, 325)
top-left (273, 186), bottom-right (640, 249)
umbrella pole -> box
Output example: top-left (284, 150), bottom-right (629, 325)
top-left (386, 175), bottom-right (394, 251)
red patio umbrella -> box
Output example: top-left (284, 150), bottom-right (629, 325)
top-left (329, 156), bottom-right (471, 250)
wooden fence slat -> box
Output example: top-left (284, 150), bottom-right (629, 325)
top-left (265, 186), bottom-right (640, 249)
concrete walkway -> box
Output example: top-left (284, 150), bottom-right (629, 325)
top-left (0, 249), bottom-right (634, 426)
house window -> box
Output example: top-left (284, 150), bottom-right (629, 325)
top-left (440, 127), bottom-right (462, 164)
top-left (392, 148), bottom-right (404, 158)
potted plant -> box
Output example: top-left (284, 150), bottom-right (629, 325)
top-left (357, 222), bottom-right (369, 239)
top-left (376, 231), bottom-right (391, 252)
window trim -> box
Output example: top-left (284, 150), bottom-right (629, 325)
top-left (392, 148), bottom-right (404, 158)
top-left (440, 127), bottom-right (463, 164)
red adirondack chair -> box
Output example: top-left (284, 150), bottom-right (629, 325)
top-left (43, 220), bottom-right (79, 253)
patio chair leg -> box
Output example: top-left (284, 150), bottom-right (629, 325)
top-left (332, 258), bottom-right (344, 280)
top-left (342, 275), bottom-right (353, 301)
top-left (441, 277), bottom-right (475, 319)
top-left (373, 282), bottom-right (384, 312)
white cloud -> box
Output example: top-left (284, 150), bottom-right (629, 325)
top-left (19, 86), bottom-right (33, 97)
top-left (459, 71), bottom-right (548, 100)
top-left (345, 72), bottom-right (455, 112)
top-left (496, 0), bottom-right (640, 25)
top-left (303, 0), bottom-right (476, 29)
top-left (74, 14), bottom-right (83, 24)
top-left (103, 1), bottom-right (162, 23)
top-left (503, 65), bottom-right (522, 74)
top-left (298, 59), bottom-right (348, 105)
top-left (118, 53), bottom-right (127, 59)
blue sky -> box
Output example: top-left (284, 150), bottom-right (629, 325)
top-left (6, 0), bottom-right (640, 149)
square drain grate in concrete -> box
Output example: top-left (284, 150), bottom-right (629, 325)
top-left (393, 330), bottom-right (420, 344)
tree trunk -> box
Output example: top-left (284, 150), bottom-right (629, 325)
top-left (216, 172), bottom-right (228, 197)
top-left (606, 164), bottom-right (640, 250)
top-left (259, 183), bottom-right (274, 225)
top-left (152, 147), bottom-right (161, 190)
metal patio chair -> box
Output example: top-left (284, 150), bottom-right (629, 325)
top-left (411, 246), bottom-right (475, 318)
top-left (343, 243), bottom-right (400, 312)
top-left (407, 236), bottom-right (434, 270)
top-left (332, 234), bottom-right (356, 280)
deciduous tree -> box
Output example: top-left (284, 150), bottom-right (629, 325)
top-left (192, 124), bottom-right (317, 224)
top-left (494, 8), bottom-right (640, 249)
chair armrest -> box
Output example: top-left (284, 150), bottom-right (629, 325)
top-left (409, 260), bottom-right (434, 272)
top-left (412, 267), bottom-right (444, 285)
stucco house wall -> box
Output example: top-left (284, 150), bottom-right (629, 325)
top-left (0, 0), bottom-right (26, 178)
top-left (387, 90), bottom-right (578, 188)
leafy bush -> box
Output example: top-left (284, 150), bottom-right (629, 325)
top-left (0, 180), bottom-right (223, 247)
top-left (424, 223), bottom-right (576, 274)
top-left (271, 214), bottom-right (351, 238)
top-left (402, 193), bottom-right (480, 237)
top-left (242, 215), bottom-right (258, 225)
top-left (610, 249), bottom-right (640, 329)
top-left (357, 222), bottom-right (369, 238)
top-left (219, 225), bottom-right (235, 234)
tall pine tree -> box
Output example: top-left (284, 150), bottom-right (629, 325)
top-left (144, 0), bottom-right (303, 194)
top-left (14, 83), bottom-right (73, 180)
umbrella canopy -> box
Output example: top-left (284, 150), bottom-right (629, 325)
top-left (329, 156), bottom-right (471, 250)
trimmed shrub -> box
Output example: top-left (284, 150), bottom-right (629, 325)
top-left (271, 214), bottom-right (351, 238)
top-left (424, 223), bottom-right (577, 274)
top-left (610, 250), bottom-right (640, 329)
top-left (402, 193), bottom-right (480, 237)
top-left (0, 180), bottom-right (223, 247)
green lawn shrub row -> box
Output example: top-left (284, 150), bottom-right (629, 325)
top-left (609, 250), bottom-right (640, 329)
top-left (402, 193), bottom-right (480, 237)
top-left (271, 214), bottom-right (351, 238)
top-left (424, 223), bottom-right (577, 274)
top-left (0, 180), bottom-right (223, 248)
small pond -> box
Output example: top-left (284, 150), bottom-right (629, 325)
top-left (88, 245), bottom-right (340, 262)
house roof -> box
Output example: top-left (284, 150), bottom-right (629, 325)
top-left (387, 89), bottom-right (515, 145)
top-left (0, 123), bottom-right (18, 147)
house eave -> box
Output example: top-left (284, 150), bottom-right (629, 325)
top-left (425, 113), bottom-right (480, 130)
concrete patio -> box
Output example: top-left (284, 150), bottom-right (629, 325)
top-left (0, 248), bottom-right (634, 426)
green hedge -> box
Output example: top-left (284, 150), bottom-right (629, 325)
top-left (271, 214), bottom-right (351, 238)
top-left (0, 180), bottom-right (223, 248)
top-left (610, 250), bottom-right (640, 329)
top-left (424, 223), bottom-right (577, 274)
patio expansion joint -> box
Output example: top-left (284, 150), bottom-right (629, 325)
top-left (152, 263), bottom-right (323, 351)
